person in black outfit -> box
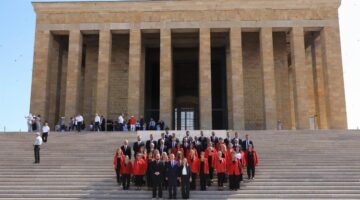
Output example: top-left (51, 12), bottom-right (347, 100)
top-left (146, 134), bottom-right (157, 152)
top-left (179, 158), bottom-right (191, 199)
top-left (242, 134), bottom-right (254, 151)
top-left (146, 153), bottom-right (154, 189)
top-left (150, 153), bottom-right (165, 199)
top-left (199, 152), bottom-right (208, 191)
top-left (166, 153), bottom-right (179, 199)
top-left (114, 148), bottom-right (122, 185)
top-left (133, 135), bottom-right (145, 157)
top-left (121, 140), bottom-right (132, 160)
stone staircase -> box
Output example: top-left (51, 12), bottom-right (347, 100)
top-left (0, 130), bottom-right (360, 199)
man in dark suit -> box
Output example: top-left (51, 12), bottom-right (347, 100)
top-left (158, 139), bottom-right (167, 155)
top-left (179, 158), bottom-right (191, 199)
top-left (242, 134), bottom-right (254, 150)
top-left (121, 140), bottom-right (132, 160)
top-left (146, 134), bottom-right (157, 152)
top-left (166, 153), bottom-right (179, 199)
top-left (210, 131), bottom-right (218, 147)
top-left (150, 153), bottom-right (165, 199)
top-left (231, 131), bottom-right (242, 146)
top-left (133, 135), bottom-right (145, 157)
top-left (158, 133), bottom-right (167, 147)
top-left (224, 131), bottom-right (231, 146)
top-left (198, 131), bottom-right (208, 151)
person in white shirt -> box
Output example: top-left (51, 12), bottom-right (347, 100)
top-left (34, 133), bottom-right (43, 164)
top-left (118, 114), bottom-right (124, 131)
top-left (75, 114), bottom-right (84, 132)
top-left (94, 113), bottom-right (101, 132)
top-left (42, 122), bottom-right (50, 143)
top-left (25, 113), bottom-right (33, 132)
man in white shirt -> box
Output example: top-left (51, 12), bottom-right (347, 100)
top-left (25, 113), bottom-right (33, 132)
top-left (42, 122), bottom-right (50, 143)
top-left (34, 133), bottom-right (43, 164)
top-left (118, 114), bottom-right (124, 131)
top-left (94, 113), bottom-right (101, 132)
top-left (75, 114), bottom-right (84, 132)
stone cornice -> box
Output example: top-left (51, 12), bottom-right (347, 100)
top-left (32, 0), bottom-right (341, 14)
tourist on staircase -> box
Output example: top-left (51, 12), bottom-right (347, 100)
top-left (33, 132), bottom-right (43, 164)
top-left (41, 122), bottom-right (50, 143)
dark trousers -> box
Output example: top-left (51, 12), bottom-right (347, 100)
top-left (116, 169), bottom-right (121, 184)
top-left (146, 171), bottom-right (153, 188)
top-left (119, 123), bottom-right (123, 131)
top-left (190, 173), bottom-right (197, 190)
top-left (34, 145), bottom-right (40, 163)
top-left (247, 165), bottom-right (255, 179)
top-left (42, 132), bottom-right (48, 143)
top-left (236, 175), bottom-right (241, 189)
top-left (76, 122), bottom-right (82, 132)
top-left (199, 173), bottom-right (207, 190)
top-left (94, 122), bottom-right (100, 131)
top-left (229, 175), bottom-right (237, 190)
top-left (152, 180), bottom-right (163, 198)
top-left (217, 173), bottom-right (225, 187)
top-left (168, 184), bottom-right (177, 199)
top-left (121, 174), bottom-right (130, 190)
top-left (181, 176), bottom-right (190, 199)
top-left (135, 175), bottom-right (143, 187)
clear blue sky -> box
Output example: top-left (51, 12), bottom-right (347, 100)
top-left (0, 0), bottom-right (359, 131)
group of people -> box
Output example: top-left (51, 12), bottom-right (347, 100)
top-left (113, 131), bottom-right (259, 199)
top-left (52, 114), bottom-right (167, 132)
top-left (25, 113), bottom-right (42, 132)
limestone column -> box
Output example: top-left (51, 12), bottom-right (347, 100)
top-left (64, 30), bottom-right (83, 120)
top-left (95, 30), bottom-right (112, 118)
top-left (260, 27), bottom-right (277, 129)
top-left (290, 27), bottom-right (310, 129)
top-left (320, 26), bottom-right (347, 129)
top-left (127, 29), bottom-right (142, 117)
top-left (228, 27), bottom-right (245, 130)
top-left (160, 29), bottom-right (173, 129)
top-left (30, 30), bottom-right (51, 119)
top-left (199, 28), bottom-right (212, 130)
top-left (313, 36), bottom-right (329, 129)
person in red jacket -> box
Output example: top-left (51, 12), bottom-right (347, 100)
top-left (120, 155), bottom-right (132, 190)
top-left (188, 149), bottom-right (199, 190)
top-left (245, 144), bottom-right (259, 180)
top-left (198, 151), bottom-right (209, 191)
top-left (129, 116), bottom-right (136, 132)
top-left (228, 151), bottom-right (241, 190)
top-left (215, 151), bottom-right (227, 190)
top-left (205, 144), bottom-right (217, 185)
top-left (133, 153), bottom-right (147, 190)
top-left (113, 148), bottom-right (124, 185)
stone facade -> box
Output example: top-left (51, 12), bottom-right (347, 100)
top-left (30, 0), bottom-right (347, 130)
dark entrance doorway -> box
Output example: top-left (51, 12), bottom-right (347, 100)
top-left (172, 32), bottom-right (200, 130)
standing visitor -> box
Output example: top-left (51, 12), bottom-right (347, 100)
top-left (41, 122), bottom-right (50, 143)
top-left (245, 144), bottom-right (258, 180)
top-left (113, 148), bottom-right (124, 185)
top-left (94, 114), bottom-right (101, 132)
top-left (118, 114), bottom-right (124, 131)
top-left (33, 133), bottom-right (43, 164)
top-left (179, 158), bottom-right (191, 199)
top-left (166, 153), bottom-right (179, 199)
top-left (150, 153), bottom-right (165, 199)
top-left (129, 116), bottom-right (136, 132)
top-left (25, 113), bottom-right (33, 132)
top-left (133, 153), bottom-right (147, 190)
top-left (120, 155), bottom-right (132, 190)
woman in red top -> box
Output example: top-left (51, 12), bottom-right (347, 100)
top-left (228, 151), bottom-right (241, 190)
top-left (215, 151), bottom-right (227, 190)
top-left (245, 144), bottom-right (259, 180)
top-left (188, 149), bottom-right (199, 190)
top-left (198, 152), bottom-right (209, 191)
top-left (133, 153), bottom-right (147, 190)
top-left (205, 145), bottom-right (217, 185)
top-left (120, 155), bottom-right (132, 190)
top-left (175, 143), bottom-right (184, 156)
top-left (113, 148), bottom-right (124, 185)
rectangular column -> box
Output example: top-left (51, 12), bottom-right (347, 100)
top-left (290, 27), bottom-right (310, 129)
top-left (160, 29), bottom-right (173, 129)
top-left (199, 28), bottom-right (212, 130)
top-left (127, 29), bottom-right (142, 117)
top-left (96, 30), bottom-right (112, 118)
top-left (64, 30), bottom-right (83, 120)
top-left (313, 36), bottom-right (329, 129)
top-left (260, 27), bottom-right (277, 129)
top-left (30, 30), bottom-right (51, 118)
top-left (320, 26), bottom-right (347, 129)
top-left (228, 27), bottom-right (245, 130)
